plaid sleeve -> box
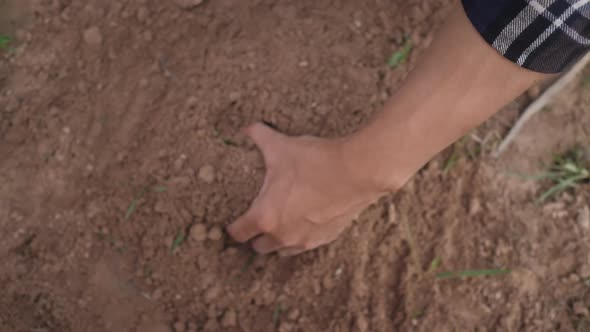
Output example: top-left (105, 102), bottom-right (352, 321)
top-left (462, 0), bottom-right (590, 73)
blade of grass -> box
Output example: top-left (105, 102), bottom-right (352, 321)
top-left (428, 257), bottom-right (441, 273)
top-left (272, 304), bottom-right (282, 328)
top-left (223, 138), bottom-right (238, 146)
top-left (241, 252), bottom-right (256, 273)
top-left (170, 232), bottom-right (186, 252)
top-left (537, 174), bottom-right (588, 203)
top-left (436, 268), bottom-right (511, 280)
top-left (443, 146), bottom-right (461, 173)
top-left (0, 36), bottom-right (11, 50)
top-left (388, 39), bottom-right (413, 68)
top-left (504, 171), bottom-right (566, 181)
top-left (152, 186), bottom-right (167, 193)
top-left (411, 308), bottom-right (425, 319)
top-left (125, 199), bottom-right (138, 220)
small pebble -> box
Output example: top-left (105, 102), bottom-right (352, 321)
top-left (83, 26), bottom-right (103, 46)
top-left (204, 285), bottom-right (220, 303)
top-left (279, 322), bottom-right (294, 332)
top-left (186, 96), bottom-right (198, 108)
top-left (149, 324), bottom-right (173, 332)
top-left (287, 308), bottom-right (300, 321)
top-left (174, 0), bottom-right (203, 9)
top-left (191, 224), bottom-right (207, 242)
top-left (203, 319), bottom-right (218, 331)
top-left (173, 321), bottom-right (185, 332)
top-left (220, 309), bottom-right (237, 328)
top-left (207, 227), bottom-right (223, 241)
top-left (551, 255), bottom-right (577, 277)
top-left (198, 165), bottom-right (216, 183)
top-left (229, 91), bottom-right (241, 102)
top-left (573, 301), bottom-right (589, 316)
top-left (152, 288), bottom-right (163, 300)
top-left (187, 321), bottom-right (197, 330)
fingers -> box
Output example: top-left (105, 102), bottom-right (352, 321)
top-left (243, 122), bottom-right (284, 166)
top-left (252, 235), bottom-right (283, 255)
top-left (278, 247), bottom-right (305, 257)
top-left (227, 209), bottom-right (263, 243)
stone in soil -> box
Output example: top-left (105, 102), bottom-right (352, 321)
top-left (551, 255), bottom-right (577, 277)
top-left (207, 227), bottom-right (223, 241)
top-left (173, 321), bottom-right (185, 332)
top-left (173, 0), bottom-right (203, 9)
top-left (83, 26), bottom-right (103, 46)
top-left (573, 301), bottom-right (589, 316)
top-left (287, 308), bottom-right (300, 321)
top-left (190, 223), bottom-right (208, 242)
top-left (220, 309), bottom-right (237, 328)
top-left (198, 164), bottom-right (216, 183)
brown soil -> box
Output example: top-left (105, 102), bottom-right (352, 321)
top-left (1, 0), bottom-right (589, 331)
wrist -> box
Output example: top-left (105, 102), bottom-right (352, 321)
top-left (333, 133), bottom-right (414, 194)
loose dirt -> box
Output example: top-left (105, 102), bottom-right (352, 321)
top-left (1, 0), bottom-right (589, 331)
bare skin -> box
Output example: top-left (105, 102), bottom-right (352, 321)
top-left (227, 5), bottom-right (548, 256)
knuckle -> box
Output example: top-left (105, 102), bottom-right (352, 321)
top-left (226, 224), bottom-right (244, 241)
top-left (256, 217), bottom-right (276, 233)
top-left (302, 241), bottom-right (315, 251)
top-left (276, 234), bottom-right (296, 246)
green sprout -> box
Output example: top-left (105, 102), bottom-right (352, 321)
top-left (0, 35), bottom-right (11, 50)
top-left (170, 231), bottom-right (186, 252)
top-left (388, 38), bottom-right (413, 68)
top-left (125, 185), bottom-right (168, 220)
top-left (510, 147), bottom-right (589, 203)
top-left (436, 268), bottom-right (511, 280)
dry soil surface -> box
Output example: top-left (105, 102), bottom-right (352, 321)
top-left (1, 0), bottom-right (590, 331)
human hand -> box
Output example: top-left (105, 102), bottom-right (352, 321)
top-left (227, 123), bottom-right (388, 256)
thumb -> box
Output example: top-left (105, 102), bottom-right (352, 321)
top-left (243, 122), bottom-right (285, 165)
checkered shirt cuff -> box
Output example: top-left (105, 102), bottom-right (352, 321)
top-left (462, 0), bottom-right (590, 73)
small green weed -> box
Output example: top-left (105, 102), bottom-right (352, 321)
top-left (241, 252), bottom-right (256, 273)
top-left (428, 257), bottom-right (441, 273)
top-left (511, 147), bottom-right (590, 203)
top-left (223, 138), bottom-right (238, 146)
top-left (170, 231), bottom-right (186, 252)
top-left (388, 38), bottom-right (413, 68)
top-left (442, 135), bottom-right (481, 173)
top-left (443, 144), bottom-right (462, 173)
top-left (0, 35), bottom-right (11, 50)
top-left (232, 251), bottom-right (257, 281)
top-left (436, 268), bottom-right (511, 280)
top-left (152, 186), bottom-right (167, 193)
top-left (411, 307), bottom-right (425, 319)
top-left (125, 185), bottom-right (168, 220)
top-left (272, 303), bottom-right (282, 328)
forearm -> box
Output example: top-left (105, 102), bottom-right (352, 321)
top-left (344, 6), bottom-right (548, 190)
